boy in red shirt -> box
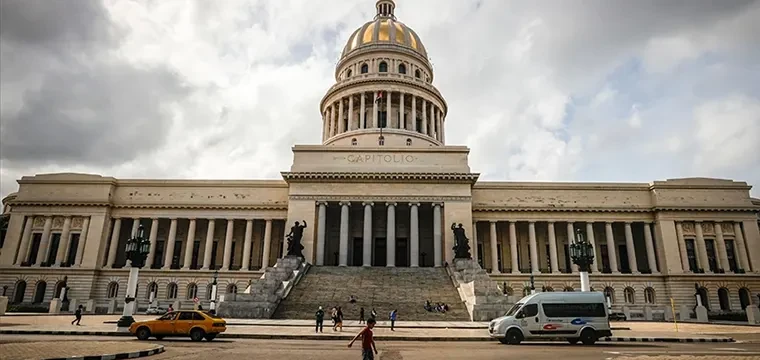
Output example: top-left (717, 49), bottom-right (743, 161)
top-left (348, 318), bottom-right (378, 359)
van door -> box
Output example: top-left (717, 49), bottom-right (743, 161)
top-left (520, 303), bottom-right (541, 337)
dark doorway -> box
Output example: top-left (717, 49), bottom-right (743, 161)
top-left (12, 281), bottom-right (26, 304)
top-left (352, 238), bottom-right (363, 266)
top-left (618, 245), bottom-right (630, 273)
top-left (28, 233), bottom-right (42, 265)
top-left (563, 244), bottom-right (571, 273)
top-left (33, 281), bottom-right (46, 304)
top-left (374, 238), bottom-right (387, 266)
top-left (66, 234), bottom-right (80, 266)
top-left (46, 233), bottom-right (61, 265)
top-left (477, 243), bottom-right (484, 268)
top-left (697, 287), bottom-right (710, 310)
top-left (396, 238), bottom-right (408, 267)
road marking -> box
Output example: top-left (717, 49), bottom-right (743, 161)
top-left (714, 348), bottom-right (747, 351)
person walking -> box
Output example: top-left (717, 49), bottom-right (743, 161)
top-left (359, 307), bottom-right (365, 324)
top-left (389, 309), bottom-right (397, 331)
top-left (331, 307), bottom-right (338, 331)
top-left (336, 306), bottom-right (344, 332)
top-left (71, 305), bottom-right (83, 326)
top-left (315, 306), bottom-right (325, 333)
top-left (348, 318), bottom-right (378, 360)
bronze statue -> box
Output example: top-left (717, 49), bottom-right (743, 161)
top-left (286, 220), bottom-right (307, 258)
top-left (451, 223), bottom-right (472, 259)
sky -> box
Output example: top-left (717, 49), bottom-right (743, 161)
top-left (1, 0), bottom-right (759, 199)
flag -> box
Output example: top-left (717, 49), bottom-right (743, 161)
top-left (375, 91), bottom-right (383, 104)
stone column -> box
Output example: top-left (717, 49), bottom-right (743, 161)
top-left (332, 103), bottom-right (338, 136)
top-left (54, 217), bottom-right (72, 266)
top-left (182, 219), bottom-right (197, 270)
top-left (411, 96), bottom-right (417, 132)
top-left (386, 91), bottom-right (392, 128)
top-left (35, 217), bottom-right (53, 266)
top-left (338, 98), bottom-right (345, 133)
top-left (714, 222), bottom-right (730, 272)
top-left (694, 221), bottom-right (710, 272)
top-left (489, 221), bottom-right (499, 273)
top-left (241, 219), bottom-right (253, 270)
top-left (529, 221), bottom-right (539, 274)
top-left (509, 221), bottom-right (519, 273)
top-left (339, 201), bottom-right (350, 266)
top-left (261, 219), bottom-right (273, 269)
top-left (410, 202), bottom-right (420, 267)
top-left (433, 203), bottom-right (442, 267)
top-left (360, 93), bottom-right (366, 129)
top-left (322, 111), bottom-right (328, 141)
top-left (316, 202), bottom-right (327, 266)
top-left (372, 93), bottom-right (379, 128)
top-left (106, 218), bottom-right (121, 268)
top-left (74, 217), bottom-right (90, 267)
top-left (348, 96), bottom-right (354, 130)
top-left (471, 221), bottom-right (479, 263)
top-left (386, 203), bottom-right (397, 267)
top-left (644, 222), bottom-right (659, 273)
top-left (548, 221), bottom-right (559, 274)
top-left (222, 219), bottom-right (235, 270)
top-left (585, 222), bottom-right (599, 272)
top-left (399, 92), bottom-right (405, 129)
top-left (146, 218), bottom-right (159, 268)
top-left (624, 222), bottom-right (639, 274)
top-left (733, 222), bottom-right (750, 272)
top-left (362, 202), bottom-right (373, 267)
top-left (162, 218), bottom-right (178, 270)
top-left (422, 99), bottom-right (428, 135)
top-left (567, 222), bottom-right (579, 273)
top-left (202, 219), bottom-right (216, 270)
top-left (675, 222), bottom-right (690, 272)
top-left (15, 217), bottom-right (34, 265)
top-left (440, 111), bottom-right (446, 143)
top-left (605, 222), bottom-right (620, 274)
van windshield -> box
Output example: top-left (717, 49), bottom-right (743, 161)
top-left (504, 303), bottom-right (522, 317)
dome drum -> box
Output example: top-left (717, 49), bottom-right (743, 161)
top-left (324, 128), bottom-right (442, 147)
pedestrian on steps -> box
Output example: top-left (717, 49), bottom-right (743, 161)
top-left (315, 306), bottom-right (325, 333)
top-left (389, 309), bottom-right (397, 331)
top-left (71, 305), bottom-right (83, 326)
top-left (359, 307), bottom-right (365, 324)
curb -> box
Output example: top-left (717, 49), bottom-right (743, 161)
top-left (43, 344), bottom-right (164, 360)
top-left (0, 329), bottom-right (733, 343)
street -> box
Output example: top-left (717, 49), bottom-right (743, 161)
top-left (2, 335), bottom-right (760, 360)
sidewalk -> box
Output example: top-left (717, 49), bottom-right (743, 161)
top-left (0, 340), bottom-right (163, 360)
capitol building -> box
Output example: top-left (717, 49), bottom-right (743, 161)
top-left (1, 0), bottom-right (758, 318)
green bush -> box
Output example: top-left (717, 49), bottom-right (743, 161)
top-left (7, 304), bottom-right (49, 313)
top-left (708, 311), bottom-right (747, 322)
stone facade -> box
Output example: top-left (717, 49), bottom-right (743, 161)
top-left (0, 0), bottom-right (759, 319)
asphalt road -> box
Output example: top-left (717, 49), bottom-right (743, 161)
top-left (2, 335), bottom-right (760, 360)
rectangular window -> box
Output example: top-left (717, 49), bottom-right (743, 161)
top-left (154, 240), bottom-right (165, 268)
top-left (542, 303), bottom-right (607, 318)
top-left (685, 239), bottom-right (697, 271)
top-left (28, 233), bottom-right (42, 265)
top-left (496, 243), bottom-right (503, 272)
top-left (172, 241), bottom-right (183, 268)
top-left (705, 239), bottom-right (717, 272)
top-left (191, 241), bottom-right (201, 269)
top-left (230, 241), bottom-right (237, 268)
top-left (46, 233), bottom-right (61, 266)
top-left (563, 244), bottom-right (571, 273)
top-left (725, 239), bottom-right (737, 272)
top-left (477, 243), bottom-right (484, 268)
top-left (416, 118), bottom-right (422, 133)
top-left (545, 244), bottom-right (551, 272)
top-left (210, 241), bottom-right (219, 269)
top-left (600, 244), bottom-right (610, 273)
top-left (618, 245), bottom-right (630, 273)
top-left (66, 233), bottom-right (80, 266)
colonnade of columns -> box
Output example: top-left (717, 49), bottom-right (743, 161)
top-left (315, 201), bottom-right (443, 267)
top-left (322, 91), bottom-right (445, 143)
top-left (478, 220), bottom-right (660, 275)
top-left (674, 220), bottom-right (752, 273)
top-left (14, 215), bottom-right (90, 267)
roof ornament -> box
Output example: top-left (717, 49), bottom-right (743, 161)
top-left (375, 0), bottom-right (396, 20)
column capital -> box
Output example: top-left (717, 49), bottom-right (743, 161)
top-left (316, 201), bottom-right (329, 206)
top-left (547, 220), bottom-right (555, 224)
top-left (409, 202), bottom-right (420, 207)
top-left (694, 220), bottom-right (703, 223)
top-left (169, 217), bottom-right (178, 221)
top-left (150, 217), bottom-right (160, 221)
top-left (489, 220), bottom-right (497, 224)
top-left (244, 218), bottom-right (254, 222)
top-left (528, 220), bottom-right (536, 224)
top-left (362, 201), bottom-right (374, 207)
top-left (386, 202), bottom-right (397, 207)
top-left (186, 217), bottom-right (196, 221)
top-left (112, 216), bottom-right (122, 220)
top-left (605, 221), bottom-right (614, 225)
top-left (339, 201), bottom-right (351, 206)
top-left (225, 217), bottom-right (236, 221)
top-left (432, 202), bottom-right (444, 208)
top-left (624, 221), bottom-right (633, 225)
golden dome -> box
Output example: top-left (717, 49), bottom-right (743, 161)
top-left (341, 5), bottom-right (428, 61)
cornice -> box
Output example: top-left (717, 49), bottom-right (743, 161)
top-left (474, 181), bottom-right (650, 191)
top-left (290, 195), bottom-right (471, 202)
top-left (473, 206), bottom-right (759, 213)
top-left (281, 172), bottom-right (479, 183)
top-left (111, 204), bottom-right (289, 211)
top-left (9, 201), bottom-right (111, 207)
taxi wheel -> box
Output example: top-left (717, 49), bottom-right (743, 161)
top-left (190, 328), bottom-right (205, 342)
top-left (505, 329), bottom-right (523, 345)
top-left (136, 327), bottom-right (151, 341)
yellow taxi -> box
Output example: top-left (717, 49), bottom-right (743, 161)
top-left (129, 310), bottom-right (227, 341)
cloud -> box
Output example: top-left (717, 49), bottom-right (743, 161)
top-left (1, 0), bottom-right (759, 199)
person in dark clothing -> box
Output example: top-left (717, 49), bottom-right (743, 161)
top-left (359, 307), bottom-right (365, 324)
top-left (335, 306), bottom-right (344, 332)
top-left (389, 309), bottom-right (397, 331)
top-left (315, 306), bottom-right (325, 333)
top-left (71, 305), bottom-right (83, 326)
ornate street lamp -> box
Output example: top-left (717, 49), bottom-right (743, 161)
top-left (116, 224), bottom-right (150, 330)
top-left (570, 228), bottom-right (594, 292)
top-left (209, 270), bottom-right (219, 315)
top-left (529, 273), bottom-right (536, 295)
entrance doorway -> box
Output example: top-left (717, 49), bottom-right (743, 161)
top-left (396, 238), bottom-right (409, 267)
top-left (374, 238), bottom-right (387, 266)
top-left (352, 238), bottom-right (363, 266)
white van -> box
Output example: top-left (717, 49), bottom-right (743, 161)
top-left (489, 292), bottom-right (612, 345)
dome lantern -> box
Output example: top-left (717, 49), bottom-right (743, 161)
top-left (375, 0), bottom-right (396, 19)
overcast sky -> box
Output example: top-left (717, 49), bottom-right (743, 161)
top-left (1, 0), bottom-right (759, 199)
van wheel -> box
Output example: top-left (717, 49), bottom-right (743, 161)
top-left (580, 328), bottom-right (597, 345)
top-left (567, 338), bottom-right (578, 345)
top-left (190, 328), bottom-right (205, 342)
top-left (136, 327), bottom-right (151, 341)
top-left (505, 329), bottom-right (523, 345)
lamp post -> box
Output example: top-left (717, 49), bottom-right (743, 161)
top-left (209, 270), bottom-right (219, 315)
top-left (529, 273), bottom-right (536, 295)
top-left (570, 228), bottom-right (595, 292)
top-left (116, 224), bottom-right (150, 330)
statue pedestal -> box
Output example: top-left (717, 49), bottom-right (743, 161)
top-left (746, 305), bottom-right (760, 324)
top-left (679, 304), bottom-right (691, 321)
top-left (695, 305), bottom-right (708, 322)
top-left (0, 296), bottom-right (8, 315)
top-left (49, 299), bottom-right (61, 314)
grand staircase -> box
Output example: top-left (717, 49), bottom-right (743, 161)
top-left (273, 266), bottom-right (470, 321)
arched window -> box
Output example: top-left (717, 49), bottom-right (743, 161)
top-left (346, 69), bottom-right (352, 78)
top-left (147, 282), bottom-right (158, 300)
top-left (378, 135), bottom-right (385, 146)
top-left (398, 64), bottom-right (406, 74)
top-left (54, 281), bottom-right (66, 299)
top-left (107, 282), bottom-right (119, 299)
top-left (604, 287), bottom-right (615, 304)
top-left (405, 138), bottom-right (412, 146)
top-left (12, 280), bottom-right (26, 304)
top-left (32, 281), bottom-right (46, 304)
top-left (186, 283), bottom-right (198, 300)
top-left (697, 287), bottom-right (709, 310)
top-left (167, 283), bottom-right (178, 299)
top-left (415, 69), bottom-right (421, 78)
top-left (379, 61), bottom-right (388, 72)
top-left (227, 284), bottom-right (238, 294)
top-left (206, 284), bottom-right (214, 300)
top-left (739, 288), bottom-right (751, 310)
top-left (718, 287), bottom-right (730, 311)
top-left (360, 64), bottom-right (369, 74)
top-left (351, 138), bottom-right (358, 146)
top-left (563, 286), bottom-right (574, 292)
top-left (624, 287), bottom-right (635, 304)
top-left (644, 287), bottom-right (656, 304)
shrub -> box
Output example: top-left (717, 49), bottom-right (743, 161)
top-left (7, 304), bottom-right (49, 313)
